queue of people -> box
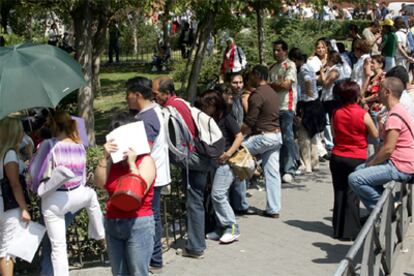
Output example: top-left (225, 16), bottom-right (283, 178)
top-left (3, 14), bottom-right (414, 276)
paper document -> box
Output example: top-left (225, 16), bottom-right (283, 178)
top-left (105, 121), bottom-right (150, 163)
top-left (8, 221), bottom-right (46, 263)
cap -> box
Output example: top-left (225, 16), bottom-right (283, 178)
top-left (381, 18), bottom-right (394, 27)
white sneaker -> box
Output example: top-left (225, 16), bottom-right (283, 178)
top-left (219, 225), bottom-right (240, 244)
top-left (151, 66), bottom-right (157, 72)
top-left (282, 173), bottom-right (293, 183)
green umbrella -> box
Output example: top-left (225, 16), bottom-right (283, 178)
top-left (0, 43), bottom-right (85, 119)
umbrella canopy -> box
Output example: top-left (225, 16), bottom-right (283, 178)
top-left (0, 43), bottom-right (85, 119)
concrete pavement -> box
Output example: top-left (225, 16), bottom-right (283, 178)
top-left (67, 162), bottom-right (413, 276)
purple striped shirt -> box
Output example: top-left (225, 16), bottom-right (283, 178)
top-left (52, 141), bottom-right (86, 189)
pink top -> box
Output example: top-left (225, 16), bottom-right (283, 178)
top-left (385, 103), bottom-right (414, 174)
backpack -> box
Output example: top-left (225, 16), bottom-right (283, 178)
top-left (162, 105), bottom-right (193, 164)
top-left (179, 99), bottom-right (225, 160)
top-left (162, 98), bottom-right (225, 163)
top-left (407, 30), bottom-right (414, 53)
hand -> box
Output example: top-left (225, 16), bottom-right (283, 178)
top-left (21, 209), bottom-right (31, 223)
top-left (124, 148), bottom-right (138, 164)
top-left (409, 57), bottom-right (414, 64)
top-left (103, 139), bottom-right (118, 158)
top-left (219, 152), bottom-right (232, 164)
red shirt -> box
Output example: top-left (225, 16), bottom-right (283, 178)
top-left (165, 96), bottom-right (197, 139)
top-left (105, 155), bottom-right (154, 219)
top-left (332, 103), bottom-right (368, 159)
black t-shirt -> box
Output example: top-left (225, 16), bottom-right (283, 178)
top-left (218, 113), bottom-right (241, 150)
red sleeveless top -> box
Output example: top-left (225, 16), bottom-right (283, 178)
top-left (332, 103), bottom-right (368, 159)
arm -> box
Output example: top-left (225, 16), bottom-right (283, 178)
top-left (270, 79), bottom-right (293, 92)
top-left (364, 112), bottom-right (379, 139)
top-left (270, 62), bottom-right (296, 92)
top-left (94, 141), bottom-right (117, 188)
top-left (127, 152), bottom-right (156, 194)
top-left (219, 132), bottom-right (243, 164)
top-left (241, 93), bottom-right (263, 135)
top-left (320, 69), bottom-right (339, 89)
top-left (367, 129), bottom-right (399, 166)
top-left (397, 42), bottom-right (414, 61)
top-left (4, 161), bottom-right (31, 222)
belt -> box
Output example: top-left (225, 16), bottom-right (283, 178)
top-left (57, 185), bottom-right (81, 192)
top-left (261, 128), bottom-right (281, 134)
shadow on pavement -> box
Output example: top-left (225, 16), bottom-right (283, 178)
top-left (284, 219), bottom-right (332, 237)
top-left (312, 242), bottom-right (352, 264)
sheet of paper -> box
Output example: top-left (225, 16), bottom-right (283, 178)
top-left (105, 121), bottom-right (150, 163)
top-left (8, 221), bottom-right (46, 263)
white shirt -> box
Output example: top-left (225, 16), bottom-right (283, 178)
top-left (351, 54), bottom-right (370, 89)
top-left (400, 90), bottom-right (414, 119)
top-left (396, 29), bottom-right (409, 60)
top-left (152, 105), bottom-right (171, 187)
top-left (0, 150), bottom-right (25, 180)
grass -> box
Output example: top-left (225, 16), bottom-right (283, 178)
top-left (94, 64), bottom-right (170, 144)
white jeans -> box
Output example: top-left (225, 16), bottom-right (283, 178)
top-left (0, 195), bottom-right (20, 259)
top-left (42, 185), bottom-right (105, 276)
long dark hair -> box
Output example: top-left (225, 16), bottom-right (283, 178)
top-left (194, 89), bottom-right (227, 122)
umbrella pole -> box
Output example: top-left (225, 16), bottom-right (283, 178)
top-left (24, 109), bottom-right (33, 134)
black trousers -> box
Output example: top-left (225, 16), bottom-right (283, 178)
top-left (330, 154), bottom-right (365, 239)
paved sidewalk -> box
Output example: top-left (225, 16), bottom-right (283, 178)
top-left (69, 162), bottom-right (357, 276)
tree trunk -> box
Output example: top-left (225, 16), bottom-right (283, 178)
top-left (72, 0), bottom-right (95, 145)
top-left (255, 3), bottom-right (265, 64)
top-left (91, 10), bottom-right (110, 96)
top-left (180, 26), bottom-right (200, 94)
top-left (25, 12), bottom-right (33, 41)
top-left (186, 12), bottom-right (214, 102)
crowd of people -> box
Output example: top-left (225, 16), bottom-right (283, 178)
top-left (3, 11), bottom-right (414, 276)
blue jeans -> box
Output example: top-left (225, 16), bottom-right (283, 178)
top-left (279, 110), bottom-right (298, 175)
top-left (349, 160), bottom-right (413, 211)
top-left (40, 212), bottom-right (76, 276)
top-left (150, 186), bottom-right (163, 268)
top-left (105, 216), bottom-right (155, 276)
top-left (229, 178), bottom-right (249, 211)
top-left (186, 169), bottom-right (209, 252)
top-left (211, 164), bottom-right (237, 228)
top-left (243, 132), bottom-right (283, 214)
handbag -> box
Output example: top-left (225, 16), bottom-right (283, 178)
top-left (228, 145), bottom-right (256, 180)
top-left (1, 149), bottom-right (30, 211)
top-left (111, 173), bottom-right (148, 212)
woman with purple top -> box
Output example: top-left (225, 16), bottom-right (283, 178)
top-left (30, 110), bottom-right (105, 276)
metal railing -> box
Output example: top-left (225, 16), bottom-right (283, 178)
top-left (334, 181), bottom-right (414, 276)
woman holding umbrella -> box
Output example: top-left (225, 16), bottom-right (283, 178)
top-left (0, 116), bottom-right (31, 276)
top-left (29, 110), bottom-right (105, 276)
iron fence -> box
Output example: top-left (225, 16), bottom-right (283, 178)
top-left (334, 181), bottom-right (414, 276)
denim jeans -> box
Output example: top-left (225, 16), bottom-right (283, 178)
top-left (348, 160), bottom-right (413, 211)
top-left (105, 216), bottom-right (155, 276)
top-left (211, 164), bottom-right (237, 228)
top-left (229, 178), bottom-right (249, 211)
top-left (186, 169), bottom-right (209, 252)
top-left (279, 110), bottom-right (298, 175)
top-left (150, 186), bottom-right (163, 268)
top-left (243, 132), bottom-right (283, 214)
top-left (40, 212), bottom-right (76, 276)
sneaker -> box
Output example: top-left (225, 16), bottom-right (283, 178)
top-left (219, 225), bottom-right (240, 244)
top-left (149, 265), bottom-right (163, 274)
top-left (178, 248), bottom-right (204, 259)
top-left (206, 230), bottom-right (221, 241)
top-left (282, 173), bottom-right (293, 183)
top-left (151, 66), bottom-right (157, 72)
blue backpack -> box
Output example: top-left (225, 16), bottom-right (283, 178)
top-left (406, 30), bottom-right (414, 53)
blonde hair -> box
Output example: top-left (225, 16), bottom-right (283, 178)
top-left (0, 116), bottom-right (24, 161)
top-left (50, 110), bottom-right (81, 143)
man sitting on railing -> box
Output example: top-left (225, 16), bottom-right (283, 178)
top-left (349, 77), bottom-right (414, 211)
